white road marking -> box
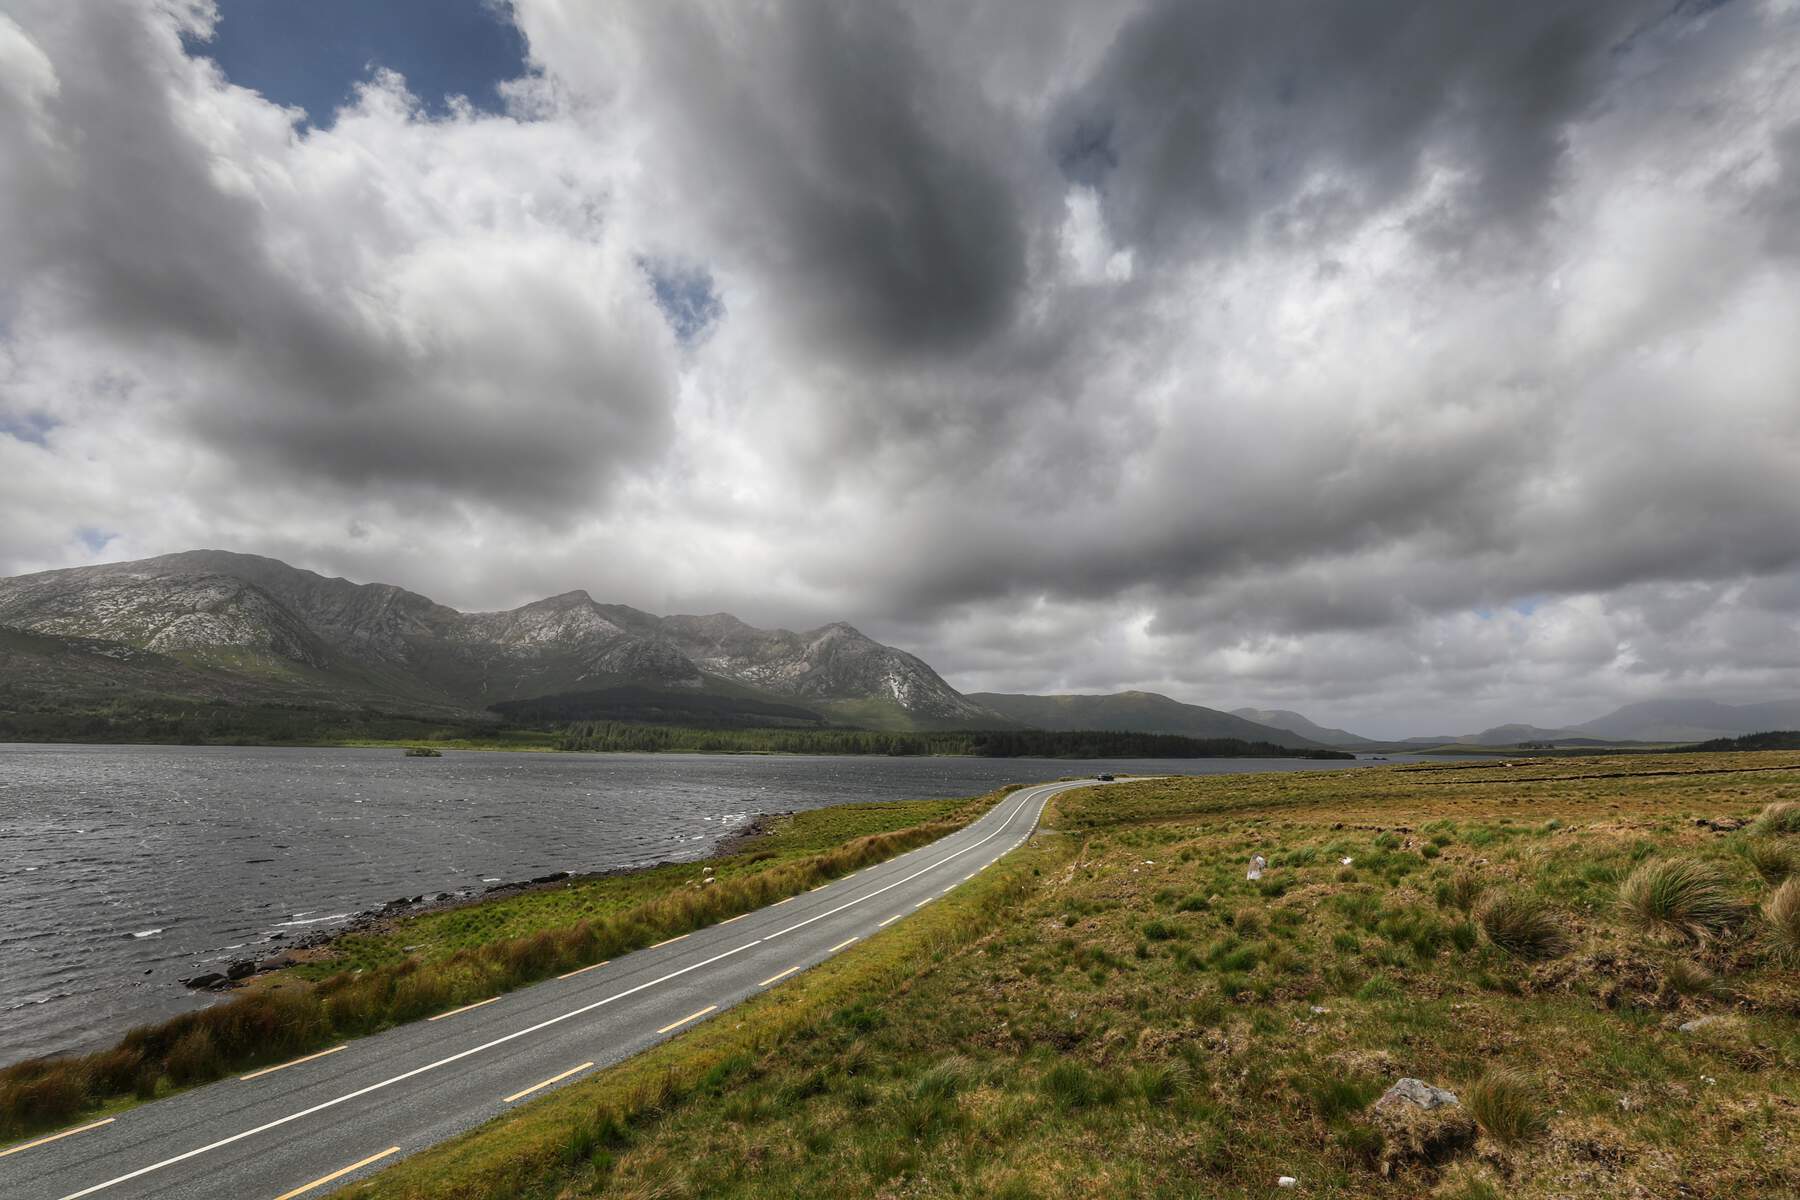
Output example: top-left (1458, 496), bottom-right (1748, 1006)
top-left (557, 960), bottom-right (609, 980)
top-left (54, 939), bottom-right (767, 1200)
top-left (656, 1005), bottom-right (718, 1034)
top-left (240, 1045), bottom-right (346, 1081)
top-left (0, 1118), bottom-right (114, 1159)
top-left (758, 964), bottom-right (802, 987)
top-left (649, 933), bottom-right (689, 949)
top-left (428, 996), bottom-right (499, 1022)
top-left (759, 783), bottom-right (1052, 944)
top-left (52, 782), bottom-right (1070, 1200)
top-left (271, 1146), bottom-right (399, 1200)
top-left (877, 914), bottom-right (902, 927)
top-left (503, 1061), bottom-right (594, 1103)
top-left (828, 937), bottom-right (857, 952)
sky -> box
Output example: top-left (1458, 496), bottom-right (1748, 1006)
top-left (1, 0), bottom-right (1798, 738)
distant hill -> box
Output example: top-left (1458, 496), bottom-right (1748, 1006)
top-left (1230, 708), bottom-right (1374, 747)
top-left (1465, 723), bottom-right (1586, 746)
top-left (1574, 698), bottom-right (1800, 743)
top-left (968, 690), bottom-right (1323, 749)
top-left (1388, 701), bottom-right (1800, 748)
top-left (0, 550), bottom-right (1011, 733)
top-left (1680, 730), bottom-right (1800, 752)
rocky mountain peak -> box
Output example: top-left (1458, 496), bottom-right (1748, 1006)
top-left (0, 552), bottom-right (1009, 728)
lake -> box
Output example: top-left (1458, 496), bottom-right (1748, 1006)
top-left (0, 744), bottom-right (1407, 1064)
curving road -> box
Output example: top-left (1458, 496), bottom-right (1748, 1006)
top-left (1, 778), bottom-right (1097, 1200)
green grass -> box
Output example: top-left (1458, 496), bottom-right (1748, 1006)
top-left (327, 753), bottom-right (1800, 1200)
top-left (1617, 858), bottom-right (1742, 944)
top-left (1475, 891), bottom-right (1569, 960)
top-left (1741, 839), bottom-right (1796, 885)
top-left (1753, 800), bottom-right (1800, 836)
top-left (1765, 877), bottom-right (1800, 963)
top-left (1465, 1068), bottom-right (1546, 1145)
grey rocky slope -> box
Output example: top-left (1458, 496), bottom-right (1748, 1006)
top-left (0, 551), bottom-right (1002, 729)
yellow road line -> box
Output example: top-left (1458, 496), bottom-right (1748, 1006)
top-left (758, 964), bottom-right (802, 987)
top-left (0, 1118), bottom-right (114, 1160)
top-left (272, 1146), bottom-right (400, 1200)
top-left (428, 996), bottom-right (499, 1022)
top-left (557, 960), bottom-right (609, 980)
top-left (717, 913), bottom-right (747, 925)
top-left (878, 913), bottom-right (902, 927)
top-left (914, 898), bottom-right (931, 908)
top-left (656, 1004), bottom-right (718, 1034)
top-left (828, 937), bottom-right (858, 952)
top-left (771, 896), bottom-right (795, 905)
top-left (810, 883), bottom-right (829, 891)
top-left (649, 933), bottom-right (689, 949)
top-left (240, 1045), bottom-right (346, 1081)
top-left (502, 1061), bottom-right (594, 1104)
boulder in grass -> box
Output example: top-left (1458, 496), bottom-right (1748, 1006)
top-left (1370, 1078), bottom-right (1476, 1176)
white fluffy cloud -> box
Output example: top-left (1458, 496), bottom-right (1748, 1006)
top-left (1, 0), bottom-right (1798, 735)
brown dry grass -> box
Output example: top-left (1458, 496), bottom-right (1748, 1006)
top-left (337, 753), bottom-right (1800, 1200)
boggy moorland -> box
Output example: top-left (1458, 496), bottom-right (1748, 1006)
top-left (340, 755), bottom-right (1799, 1200)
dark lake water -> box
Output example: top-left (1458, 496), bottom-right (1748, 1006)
top-left (0, 744), bottom-right (1408, 1065)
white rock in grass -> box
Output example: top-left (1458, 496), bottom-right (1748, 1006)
top-left (1247, 853), bottom-right (1267, 880)
top-left (1376, 1078), bottom-right (1460, 1110)
top-left (1277, 1177), bottom-right (1298, 1189)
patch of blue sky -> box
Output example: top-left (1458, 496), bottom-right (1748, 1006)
top-left (642, 260), bottom-right (726, 346)
top-left (188, 0), bottom-right (529, 127)
top-left (0, 411), bottom-right (57, 446)
top-left (77, 528), bottom-right (116, 554)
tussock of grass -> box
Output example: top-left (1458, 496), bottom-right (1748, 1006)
top-left (1763, 877), bottom-right (1800, 963)
top-left (1465, 1068), bottom-right (1547, 1145)
top-left (1475, 891), bottom-right (1569, 960)
top-left (1617, 858), bottom-right (1741, 944)
top-left (1437, 870), bottom-right (1483, 912)
top-left (1663, 957), bottom-right (1720, 996)
top-left (1741, 839), bottom-right (1796, 884)
top-left (1752, 800), bottom-right (1800, 836)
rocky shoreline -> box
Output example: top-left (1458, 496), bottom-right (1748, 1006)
top-left (180, 810), bottom-right (794, 992)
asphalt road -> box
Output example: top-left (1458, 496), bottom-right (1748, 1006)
top-left (2, 778), bottom-right (1096, 1200)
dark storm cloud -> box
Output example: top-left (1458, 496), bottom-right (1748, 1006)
top-left (596, 2), bottom-right (1030, 363)
top-left (1057, 0), bottom-right (1644, 260)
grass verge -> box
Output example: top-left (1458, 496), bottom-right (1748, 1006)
top-left (0, 791), bottom-right (1008, 1143)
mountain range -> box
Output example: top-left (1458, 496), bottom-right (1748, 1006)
top-left (1, 551), bottom-right (1793, 749)
top-left (0, 551), bottom-right (999, 731)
